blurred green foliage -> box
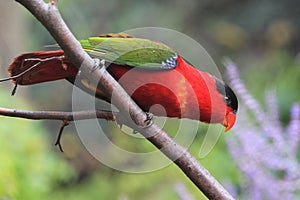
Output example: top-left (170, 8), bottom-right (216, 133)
top-left (0, 86), bottom-right (75, 199)
top-left (1, 0), bottom-right (300, 199)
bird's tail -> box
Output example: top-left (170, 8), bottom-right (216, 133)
top-left (8, 50), bottom-right (78, 85)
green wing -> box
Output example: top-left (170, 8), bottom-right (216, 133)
top-left (79, 36), bottom-right (177, 69)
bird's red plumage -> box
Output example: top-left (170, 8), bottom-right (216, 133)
top-left (8, 50), bottom-right (232, 127)
top-left (106, 56), bottom-right (227, 124)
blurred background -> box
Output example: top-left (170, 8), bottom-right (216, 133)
top-left (0, 0), bottom-right (299, 199)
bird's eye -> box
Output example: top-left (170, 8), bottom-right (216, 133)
top-left (224, 96), bottom-right (231, 106)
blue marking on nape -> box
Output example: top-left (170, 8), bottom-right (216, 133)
top-left (161, 54), bottom-right (178, 69)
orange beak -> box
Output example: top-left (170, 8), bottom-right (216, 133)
top-left (223, 112), bottom-right (236, 132)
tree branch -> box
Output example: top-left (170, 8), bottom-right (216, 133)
top-left (0, 107), bottom-right (115, 121)
top-left (0, 107), bottom-right (118, 152)
top-left (11, 0), bottom-right (234, 199)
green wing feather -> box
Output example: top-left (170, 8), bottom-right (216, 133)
top-left (79, 37), bottom-right (177, 69)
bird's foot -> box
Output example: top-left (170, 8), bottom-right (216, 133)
top-left (90, 58), bottom-right (106, 73)
top-left (142, 112), bottom-right (154, 128)
top-left (132, 112), bottom-right (153, 133)
top-left (116, 112), bottom-right (154, 134)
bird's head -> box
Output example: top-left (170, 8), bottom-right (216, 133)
top-left (214, 78), bottom-right (238, 132)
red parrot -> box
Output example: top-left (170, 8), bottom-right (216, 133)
top-left (7, 33), bottom-right (238, 131)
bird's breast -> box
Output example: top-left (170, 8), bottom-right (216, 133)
top-left (107, 64), bottom-right (205, 121)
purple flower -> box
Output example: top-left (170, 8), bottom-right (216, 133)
top-left (224, 60), bottom-right (300, 200)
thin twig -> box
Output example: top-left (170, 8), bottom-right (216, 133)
top-left (11, 79), bottom-right (19, 96)
top-left (0, 107), bottom-right (118, 152)
top-left (0, 107), bottom-right (116, 121)
top-left (55, 120), bottom-right (70, 152)
top-left (0, 107), bottom-right (117, 152)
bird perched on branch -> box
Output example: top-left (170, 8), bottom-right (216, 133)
top-left (7, 33), bottom-right (238, 131)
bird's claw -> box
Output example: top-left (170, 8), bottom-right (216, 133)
top-left (116, 112), bottom-right (154, 134)
top-left (143, 112), bottom-right (154, 128)
top-left (90, 58), bottom-right (106, 73)
top-left (132, 112), bottom-right (153, 133)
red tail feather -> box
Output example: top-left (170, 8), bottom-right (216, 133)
top-left (8, 50), bottom-right (78, 85)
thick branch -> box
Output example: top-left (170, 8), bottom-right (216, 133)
top-left (13, 0), bottom-right (234, 199)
